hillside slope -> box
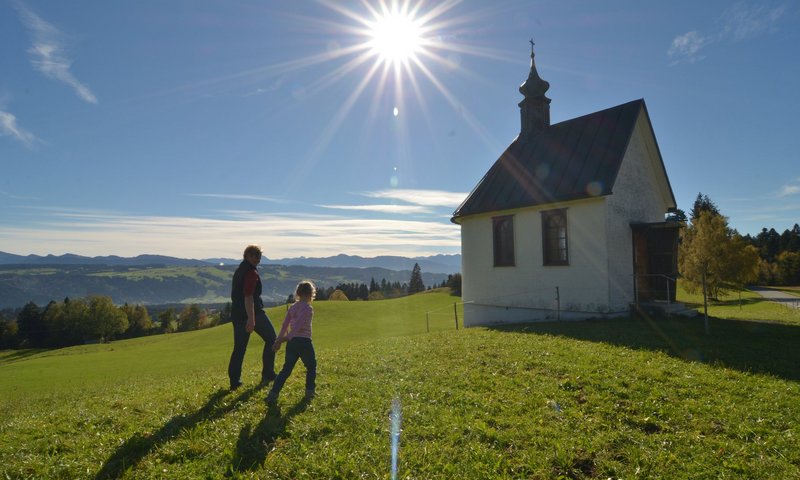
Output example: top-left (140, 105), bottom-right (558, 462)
top-left (1, 292), bottom-right (799, 478)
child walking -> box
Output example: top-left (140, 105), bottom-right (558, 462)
top-left (267, 281), bottom-right (317, 404)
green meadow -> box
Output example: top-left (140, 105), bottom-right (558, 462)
top-left (2, 288), bottom-right (799, 478)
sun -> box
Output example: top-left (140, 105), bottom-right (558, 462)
top-left (366, 8), bottom-right (424, 67)
top-left (284, 0), bottom-right (505, 157)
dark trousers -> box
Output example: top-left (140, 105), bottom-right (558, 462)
top-left (269, 337), bottom-right (316, 397)
top-left (228, 309), bottom-right (276, 387)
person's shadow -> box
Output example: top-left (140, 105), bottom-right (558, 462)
top-left (228, 398), bottom-right (310, 474)
top-left (94, 385), bottom-right (260, 480)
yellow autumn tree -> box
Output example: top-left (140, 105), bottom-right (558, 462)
top-left (679, 211), bottom-right (759, 300)
top-left (328, 289), bottom-right (350, 301)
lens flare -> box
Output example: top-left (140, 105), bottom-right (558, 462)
top-left (390, 398), bottom-right (402, 479)
top-left (586, 181), bottom-right (603, 196)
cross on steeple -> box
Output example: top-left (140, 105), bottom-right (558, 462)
top-left (529, 38), bottom-right (535, 52)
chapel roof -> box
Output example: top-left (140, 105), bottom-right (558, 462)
top-left (451, 98), bottom-right (671, 222)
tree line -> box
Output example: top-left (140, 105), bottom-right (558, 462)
top-left (0, 297), bottom-right (224, 349)
top-left (678, 193), bottom-right (800, 303)
top-left (742, 226), bottom-right (800, 285)
top-left (0, 263), bottom-right (463, 350)
top-left (287, 266), bottom-right (461, 302)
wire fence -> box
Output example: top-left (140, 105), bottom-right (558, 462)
top-left (424, 301), bottom-right (471, 332)
top-left (428, 284), bottom-right (639, 330)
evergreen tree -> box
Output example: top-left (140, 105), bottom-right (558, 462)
top-left (409, 263), bottom-right (425, 294)
top-left (790, 224), bottom-right (800, 252)
top-left (690, 192), bottom-right (720, 222)
top-left (666, 208), bottom-right (687, 223)
top-left (17, 302), bottom-right (44, 347)
top-left (315, 288), bottom-right (329, 301)
top-left (756, 228), bottom-right (781, 262)
top-left (446, 273), bottom-right (462, 296)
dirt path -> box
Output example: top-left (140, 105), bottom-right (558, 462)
top-left (750, 286), bottom-right (800, 309)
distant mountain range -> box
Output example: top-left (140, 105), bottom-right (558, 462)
top-left (0, 251), bottom-right (461, 274)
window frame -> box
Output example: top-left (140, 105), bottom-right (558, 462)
top-left (492, 215), bottom-right (516, 267)
top-left (542, 208), bottom-right (569, 266)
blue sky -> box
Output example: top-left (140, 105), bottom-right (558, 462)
top-left (1, 0), bottom-right (798, 259)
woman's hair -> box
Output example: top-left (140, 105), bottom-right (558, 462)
top-left (295, 281), bottom-right (316, 300)
top-left (243, 244), bottom-right (262, 259)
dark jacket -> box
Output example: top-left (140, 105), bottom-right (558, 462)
top-left (231, 260), bottom-right (263, 322)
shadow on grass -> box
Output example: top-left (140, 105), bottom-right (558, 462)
top-left (489, 312), bottom-right (800, 382)
top-left (94, 385), bottom-right (261, 480)
top-left (0, 348), bottom-right (46, 365)
top-left (228, 398), bottom-right (310, 474)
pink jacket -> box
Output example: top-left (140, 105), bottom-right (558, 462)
top-left (278, 301), bottom-right (313, 340)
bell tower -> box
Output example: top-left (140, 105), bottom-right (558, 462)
top-left (518, 39), bottom-right (551, 139)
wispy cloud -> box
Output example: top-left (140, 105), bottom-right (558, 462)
top-left (188, 193), bottom-right (283, 203)
top-left (667, 31), bottom-right (707, 63)
top-left (668, 1), bottom-right (787, 64)
top-left (361, 189), bottom-right (468, 207)
top-left (0, 110), bottom-right (37, 146)
top-left (0, 189), bottom-right (38, 201)
top-left (721, 2), bottom-right (787, 41)
top-left (778, 184), bottom-right (800, 197)
top-left (14, 2), bottom-right (98, 104)
top-left (0, 208), bottom-right (460, 258)
top-left (316, 189), bottom-right (468, 216)
top-left (318, 204), bottom-right (433, 214)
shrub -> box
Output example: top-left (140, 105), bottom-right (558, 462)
top-left (328, 289), bottom-right (349, 301)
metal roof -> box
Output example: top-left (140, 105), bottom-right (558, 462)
top-left (452, 99), bottom-right (655, 222)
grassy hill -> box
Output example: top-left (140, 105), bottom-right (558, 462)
top-left (1, 289), bottom-right (799, 478)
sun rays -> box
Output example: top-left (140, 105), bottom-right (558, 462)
top-left (283, 0), bottom-right (513, 159)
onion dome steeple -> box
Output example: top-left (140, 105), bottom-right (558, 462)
top-left (518, 39), bottom-right (551, 138)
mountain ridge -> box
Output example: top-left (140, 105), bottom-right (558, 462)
top-left (0, 251), bottom-right (460, 274)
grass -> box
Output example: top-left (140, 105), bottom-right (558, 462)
top-left (2, 288), bottom-right (800, 478)
top-left (676, 282), bottom-right (800, 324)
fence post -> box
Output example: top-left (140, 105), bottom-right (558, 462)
top-left (702, 270), bottom-right (710, 335)
top-left (555, 286), bottom-right (560, 321)
top-left (453, 303), bottom-right (459, 330)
